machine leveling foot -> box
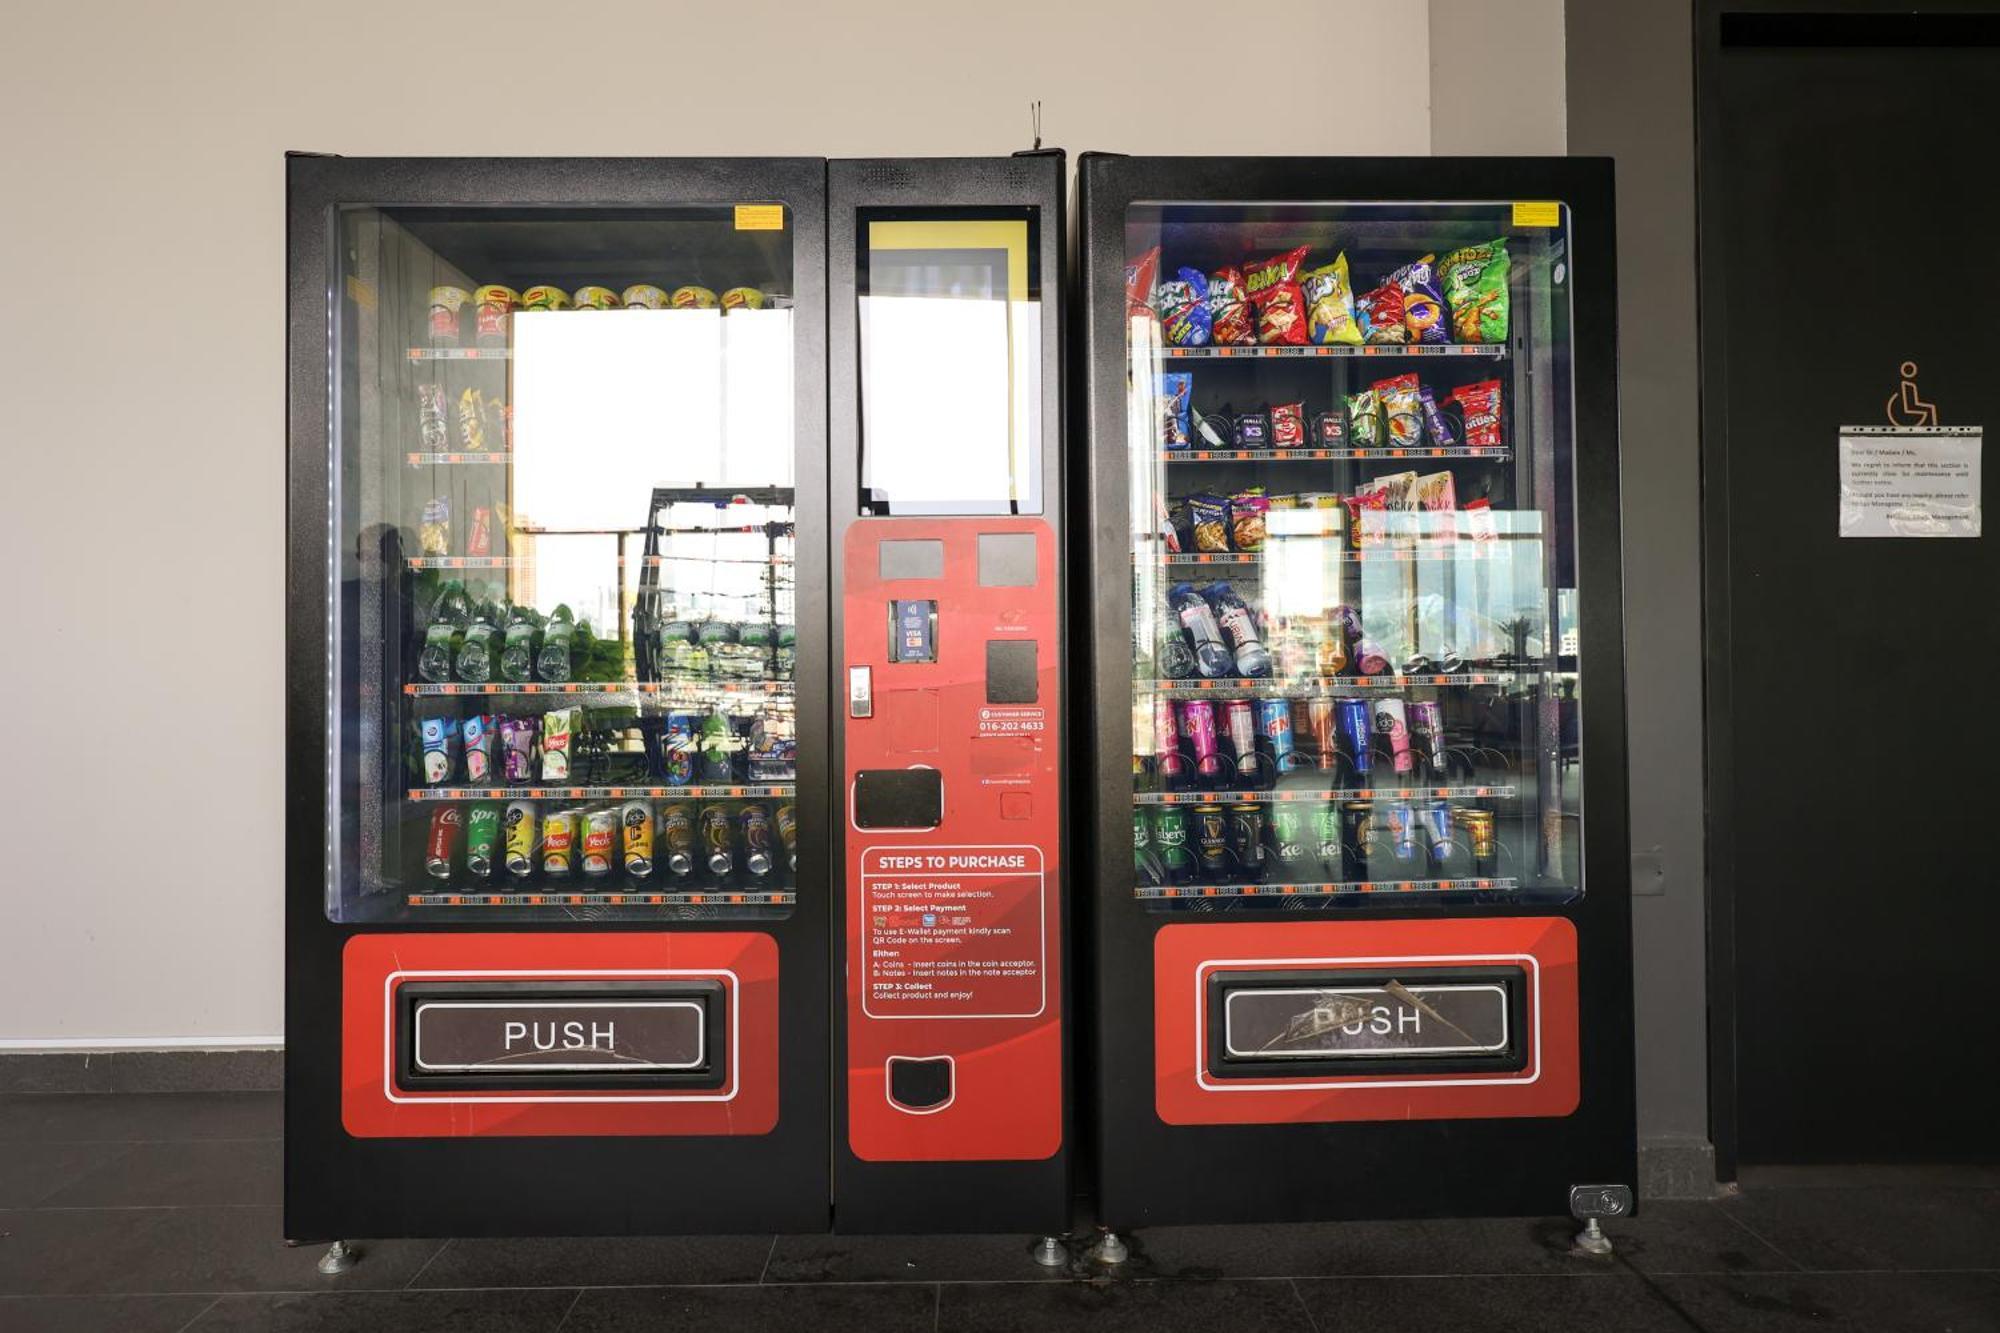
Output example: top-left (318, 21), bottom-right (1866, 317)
top-left (1087, 1230), bottom-right (1129, 1266)
top-left (1031, 1235), bottom-right (1068, 1268)
top-left (316, 1240), bottom-right (359, 1275)
top-left (1567, 1183), bottom-right (1632, 1258)
top-left (1572, 1217), bottom-right (1614, 1257)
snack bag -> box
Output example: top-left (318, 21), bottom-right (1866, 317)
top-left (1157, 496), bottom-right (1183, 554)
top-left (457, 388), bottom-right (488, 451)
top-left (1207, 266), bottom-right (1256, 344)
top-left (1346, 388), bottom-right (1384, 449)
top-left (1301, 255), bottom-right (1362, 345)
top-left (1373, 373), bottom-right (1424, 449)
top-left (1418, 385), bottom-right (1459, 447)
top-left (1271, 402), bottom-right (1306, 448)
top-left (1192, 405), bottom-right (1232, 448)
top-left (1464, 495), bottom-right (1499, 542)
top-left (1157, 268), bottom-right (1212, 346)
top-left (1311, 411), bottom-right (1345, 446)
top-left (1233, 410), bottom-right (1270, 449)
top-left (1356, 283), bottom-right (1407, 344)
top-left (1159, 372), bottom-right (1194, 449)
top-left (1243, 245), bottom-right (1310, 346)
top-left (1229, 490), bottom-right (1270, 552)
top-left (467, 506), bottom-right (492, 557)
top-left (1344, 488), bottom-right (1388, 548)
top-left (1186, 493), bottom-right (1231, 552)
top-left (419, 497), bottom-right (450, 556)
top-left (1440, 238), bottom-right (1510, 343)
top-left (1388, 256), bottom-right (1450, 344)
top-left (1411, 470), bottom-right (1460, 544)
top-left (1450, 379), bottom-right (1505, 449)
top-left (1125, 246), bottom-right (1161, 318)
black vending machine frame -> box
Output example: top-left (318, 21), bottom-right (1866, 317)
top-left (825, 153), bottom-right (1072, 1234)
top-left (1073, 154), bottom-right (1633, 1227)
top-left (285, 156), bottom-right (832, 1239)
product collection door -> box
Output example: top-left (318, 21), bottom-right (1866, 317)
top-left (1076, 155), bottom-right (1633, 1227)
top-left (285, 158), bottom-right (831, 1239)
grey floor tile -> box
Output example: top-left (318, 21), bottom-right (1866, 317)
top-left (937, 1277), bottom-right (1314, 1333)
top-left (1297, 1274), bottom-right (1700, 1332)
top-left (406, 1233), bottom-right (773, 1289)
top-left (766, 1231), bottom-right (1076, 1283)
top-left (0, 1142), bottom-right (135, 1208)
top-left (1125, 1215), bottom-right (1597, 1279)
top-left (0, 1052), bottom-right (281, 1096)
top-left (0, 1206), bottom-right (442, 1296)
top-left (1724, 1186), bottom-right (2000, 1272)
top-left (1655, 1272), bottom-right (2000, 1332)
top-left (36, 1139), bottom-right (280, 1208)
top-left (1740, 1164), bottom-right (2000, 1191)
top-left (564, 1282), bottom-right (938, 1333)
top-left (187, 1287), bottom-right (579, 1331)
top-left (1612, 1200), bottom-right (1800, 1276)
top-left (0, 1293), bottom-right (219, 1332)
top-left (0, 1093), bottom-right (281, 1144)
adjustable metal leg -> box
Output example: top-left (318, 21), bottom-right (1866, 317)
top-left (1087, 1229), bottom-right (1129, 1266)
top-left (316, 1240), bottom-right (360, 1275)
top-left (1031, 1235), bottom-right (1068, 1268)
top-left (1572, 1217), bottom-right (1614, 1257)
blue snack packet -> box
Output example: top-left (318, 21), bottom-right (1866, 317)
top-left (1160, 372), bottom-right (1194, 449)
top-left (1158, 268), bottom-right (1213, 346)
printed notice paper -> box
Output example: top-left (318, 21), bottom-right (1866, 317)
top-left (1837, 427), bottom-right (1982, 538)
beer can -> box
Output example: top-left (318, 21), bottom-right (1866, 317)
top-left (1421, 799), bottom-right (1453, 870)
top-left (1222, 698), bottom-right (1259, 786)
top-left (473, 284), bottom-right (517, 347)
top-left (620, 800), bottom-right (654, 876)
top-left (1343, 800), bottom-right (1378, 864)
top-left (1256, 697), bottom-right (1297, 777)
top-left (572, 285), bottom-right (621, 311)
top-left (542, 809), bottom-right (578, 877)
top-left (1191, 804), bottom-right (1230, 879)
top-left (1153, 806), bottom-right (1192, 884)
top-left (1309, 802), bottom-right (1343, 876)
top-left (427, 285), bottom-right (469, 344)
top-left (775, 803), bottom-right (797, 872)
top-left (1228, 803), bottom-right (1266, 881)
top-left (520, 285), bottom-right (571, 312)
top-left (503, 800), bottom-right (537, 878)
top-left (1407, 699), bottom-right (1446, 777)
top-left (620, 284), bottom-right (669, 310)
top-left (1178, 699), bottom-right (1224, 783)
top-left (1374, 697), bottom-right (1414, 775)
top-left (700, 805), bottom-right (734, 877)
top-left (740, 804), bottom-right (773, 878)
top-left (425, 807), bottom-right (463, 880)
top-left (1385, 801), bottom-right (1419, 862)
top-left (465, 802), bottom-right (500, 879)
top-left (580, 808), bottom-right (617, 878)
top-left (1335, 697), bottom-right (1373, 777)
top-left (659, 803), bottom-right (695, 878)
top-left (1269, 805), bottom-right (1312, 873)
top-left (1134, 806), bottom-right (1161, 886)
top-left (1153, 697), bottom-right (1185, 784)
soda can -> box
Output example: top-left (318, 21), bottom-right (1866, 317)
top-left (1269, 805), bottom-right (1312, 874)
top-left (425, 807), bottom-right (463, 880)
top-left (1178, 699), bottom-right (1224, 783)
top-left (1335, 697), bottom-right (1373, 778)
top-left (1309, 802), bottom-right (1343, 877)
top-left (572, 285), bottom-right (621, 310)
top-left (1228, 803), bottom-right (1266, 881)
top-left (662, 712), bottom-right (698, 786)
top-left (739, 804), bottom-right (773, 878)
top-left (417, 383), bottom-right (449, 450)
top-left (542, 809), bottom-right (578, 877)
top-left (427, 285), bottom-right (469, 344)
top-left (1421, 800), bottom-right (1453, 870)
top-left (620, 284), bottom-right (669, 310)
top-left (520, 285), bottom-right (571, 312)
top-left (620, 800), bottom-right (654, 876)
top-left (581, 808), bottom-right (617, 878)
top-left (419, 716), bottom-right (457, 786)
top-left (1407, 699), bottom-right (1446, 777)
top-left (502, 800), bottom-right (537, 878)
top-left (1153, 697), bottom-right (1186, 785)
top-left (473, 284), bottom-right (517, 347)
top-left (1256, 697), bottom-right (1297, 777)
top-left (1153, 806), bottom-right (1192, 884)
top-left (1385, 801), bottom-right (1419, 862)
top-left (659, 803), bottom-right (696, 878)
top-left (700, 805), bottom-right (734, 877)
top-left (1222, 699), bottom-right (1259, 787)
top-left (462, 802), bottom-right (500, 879)
top-left (775, 803), bottom-right (798, 872)
top-left (1453, 806), bottom-right (1497, 860)
top-left (1191, 805), bottom-right (1230, 880)
top-left (462, 714), bottom-right (495, 785)
top-left (1374, 698), bottom-right (1414, 775)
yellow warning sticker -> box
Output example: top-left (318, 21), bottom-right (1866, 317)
top-left (734, 204), bottom-right (785, 231)
top-left (1511, 201), bottom-right (1561, 229)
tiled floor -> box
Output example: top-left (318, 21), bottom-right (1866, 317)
top-left (1, 1092), bottom-right (1995, 1331)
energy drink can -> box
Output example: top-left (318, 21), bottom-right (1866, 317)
top-left (462, 714), bottom-right (495, 785)
top-left (1228, 803), bottom-right (1266, 881)
top-left (1192, 805), bottom-right (1230, 879)
top-left (1420, 800), bottom-right (1453, 870)
top-left (1178, 699), bottom-right (1224, 784)
top-left (473, 284), bottom-right (517, 347)
top-left (1256, 698), bottom-right (1297, 777)
top-left (425, 807), bottom-right (462, 880)
top-left (465, 802), bottom-right (500, 879)
top-left (1309, 802), bottom-right (1343, 877)
top-left (775, 803), bottom-right (797, 872)
top-left (419, 716), bottom-right (456, 786)
top-left (503, 800), bottom-right (537, 878)
top-left (739, 804), bottom-right (774, 878)
top-left (427, 285), bottom-right (469, 344)
top-left (1269, 805), bottom-right (1312, 874)
top-left (1153, 697), bottom-right (1186, 787)
top-left (620, 800), bottom-right (654, 876)
top-left (1385, 801), bottom-right (1419, 862)
top-left (700, 805), bottom-right (734, 877)
top-left (1153, 806), bottom-right (1192, 884)
top-left (1407, 700), bottom-right (1446, 777)
top-left (580, 808), bottom-right (617, 878)
top-left (520, 285), bottom-right (570, 312)
top-left (1335, 698), bottom-right (1373, 778)
top-left (1374, 698), bottom-right (1414, 775)
top-left (659, 804), bottom-right (695, 878)
top-left (542, 809), bottom-right (578, 878)
top-left (662, 712), bottom-right (698, 786)
top-left (1222, 699), bottom-right (1259, 787)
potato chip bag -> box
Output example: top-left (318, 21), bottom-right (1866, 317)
top-left (1207, 267), bottom-right (1256, 344)
top-left (1229, 490), bottom-right (1270, 552)
top-left (1441, 238), bottom-right (1510, 343)
top-left (1346, 388), bottom-right (1384, 448)
top-left (1158, 267), bottom-right (1212, 346)
top-left (1160, 371), bottom-right (1194, 449)
top-left (1388, 257), bottom-right (1449, 344)
top-left (1373, 373), bottom-right (1424, 449)
top-left (1186, 492), bottom-right (1231, 552)
top-left (1243, 245), bottom-right (1310, 346)
top-left (1301, 255), bottom-right (1362, 345)
top-left (1125, 245), bottom-right (1161, 318)
top-left (1356, 283), bottom-right (1406, 344)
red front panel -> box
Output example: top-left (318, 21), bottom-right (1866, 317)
top-left (842, 519), bottom-right (1062, 1161)
top-left (342, 931), bottom-right (778, 1138)
top-left (1155, 916), bottom-right (1577, 1125)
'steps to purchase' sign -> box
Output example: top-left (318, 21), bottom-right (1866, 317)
top-left (861, 845), bottom-right (1046, 1020)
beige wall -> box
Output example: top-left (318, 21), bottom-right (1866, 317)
top-left (0, 0), bottom-right (1563, 1045)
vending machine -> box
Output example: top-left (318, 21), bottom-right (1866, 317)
top-left (284, 152), bottom-right (1066, 1243)
top-left (1072, 155), bottom-right (1633, 1229)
